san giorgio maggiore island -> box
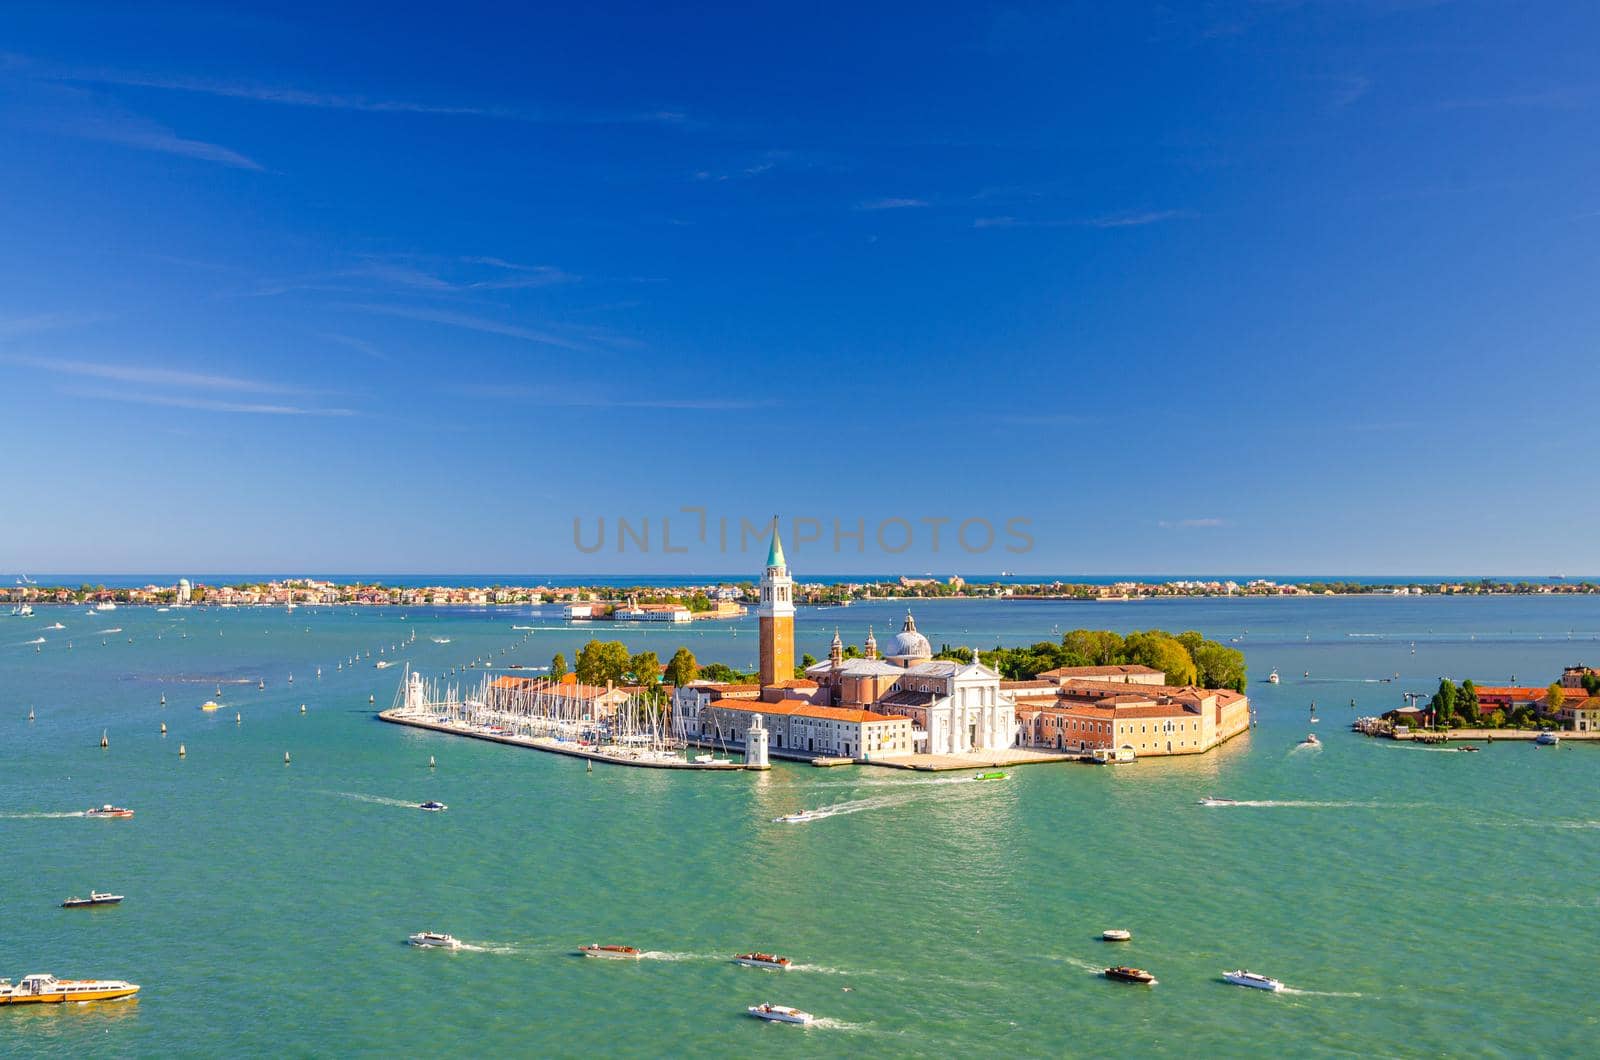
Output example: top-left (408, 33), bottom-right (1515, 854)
top-left (376, 526), bottom-right (1254, 771)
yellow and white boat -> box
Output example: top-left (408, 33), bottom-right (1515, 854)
top-left (200, 701), bottom-right (222, 711)
top-left (0, 973), bottom-right (140, 1005)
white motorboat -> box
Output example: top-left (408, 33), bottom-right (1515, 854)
top-left (747, 1003), bottom-right (814, 1025)
top-left (1298, 733), bottom-right (1320, 747)
top-left (1198, 796), bottom-right (1236, 807)
top-left (407, 932), bottom-right (461, 950)
top-left (1223, 969), bottom-right (1284, 991)
top-left (1267, 669), bottom-right (1280, 684)
top-left (418, 801), bottom-right (448, 812)
top-left (1534, 731), bottom-right (1560, 746)
top-left (94, 602), bottom-right (116, 612)
top-left (1101, 929), bottom-right (1132, 942)
top-left (773, 810), bottom-right (825, 824)
top-left (733, 952), bottom-right (792, 970)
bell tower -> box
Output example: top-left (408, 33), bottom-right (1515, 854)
top-left (757, 519), bottom-right (795, 687)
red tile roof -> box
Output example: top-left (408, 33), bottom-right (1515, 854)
top-left (707, 698), bottom-right (904, 725)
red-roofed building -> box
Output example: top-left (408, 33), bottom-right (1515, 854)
top-left (693, 697), bottom-right (914, 760)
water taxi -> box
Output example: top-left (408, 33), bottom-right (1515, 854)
top-left (1104, 965), bottom-right (1157, 985)
top-left (407, 932), bottom-right (461, 950)
top-left (85, 805), bottom-right (133, 819)
top-left (747, 1003), bottom-right (813, 1025)
top-left (0, 973), bottom-right (139, 1005)
top-left (1101, 929), bottom-right (1132, 942)
top-left (579, 944), bottom-right (641, 960)
top-left (733, 953), bottom-right (791, 970)
top-left (418, 801), bottom-right (448, 812)
top-left (61, 891), bottom-right (123, 908)
top-left (200, 700), bottom-right (222, 711)
top-left (1223, 969), bottom-right (1284, 991)
top-left (973, 771), bottom-right (1007, 781)
top-left (773, 810), bottom-right (825, 824)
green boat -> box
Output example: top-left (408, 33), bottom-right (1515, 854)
top-left (974, 771), bottom-right (1007, 781)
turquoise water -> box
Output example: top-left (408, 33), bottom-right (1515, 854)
top-left (3, 597), bottom-right (1599, 1057)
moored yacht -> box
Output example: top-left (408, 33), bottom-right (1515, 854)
top-left (747, 1003), bottom-right (814, 1025)
top-left (1223, 969), bottom-right (1285, 991)
top-left (579, 944), bottom-right (641, 959)
top-left (1, 973), bottom-right (139, 1005)
top-left (733, 952), bottom-right (792, 970)
top-left (407, 932), bottom-right (461, 950)
top-left (85, 805), bottom-right (133, 819)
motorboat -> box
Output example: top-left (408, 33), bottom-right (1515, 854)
top-left (1101, 929), bottom-right (1132, 942)
top-left (200, 700), bottom-right (222, 711)
top-left (1298, 733), bottom-right (1320, 747)
top-left (579, 944), bottom-right (641, 960)
top-left (1267, 669), bottom-right (1280, 684)
top-left (407, 932), bottom-right (461, 950)
top-left (974, 771), bottom-right (1007, 781)
top-left (1223, 969), bottom-right (1284, 991)
top-left (773, 810), bottom-right (825, 824)
top-left (1104, 966), bottom-right (1157, 985)
top-left (85, 805), bottom-right (133, 819)
top-left (1198, 796), bottom-right (1236, 807)
top-left (418, 801), bottom-right (448, 812)
top-left (733, 952), bottom-right (792, 970)
top-left (61, 891), bottom-right (124, 908)
top-left (1460, 745), bottom-right (1480, 752)
top-left (1535, 732), bottom-right (1560, 746)
top-left (747, 1003), bottom-right (814, 1025)
top-left (94, 602), bottom-right (117, 612)
top-left (0, 973), bottom-right (139, 1005)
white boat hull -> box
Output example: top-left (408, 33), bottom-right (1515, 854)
top-left (1223, 971), bottom-right (1283, 991)
top-left (748, 1005), bottom-right (813, 1024)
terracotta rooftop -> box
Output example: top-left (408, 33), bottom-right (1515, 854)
top-left (1040, 664), bottom-right (1164, 679)
top-left (707, 698), bottom-right (903, 725)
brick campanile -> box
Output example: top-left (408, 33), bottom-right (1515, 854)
top-left (757, 520), bottom-right (795, 687)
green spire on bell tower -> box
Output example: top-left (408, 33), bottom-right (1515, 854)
top-left (766, 517), bottom-right (786, 569)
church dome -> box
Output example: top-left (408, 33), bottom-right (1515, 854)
top-left (891, 612), bottom-right (932, 659)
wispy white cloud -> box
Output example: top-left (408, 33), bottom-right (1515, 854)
top-left (3, 354), bottom-right (301, 393)
top-left (452, 382), bottom-right (767, 410)
top-left (858, 198), bottom-right (930, 210)
top-left (974, 209), bottom-right (1190, 230)
top-left (342, 304), bottom-right (592, 352)
top-left (0, 312), bottom-right (97, 340)
top-left (67, 388), bottom-right (355, 416)
top-left (56, 109), bottom-right (260, 169)
top-left (317, 333), bottom-right (390, 361)
top-left (1158, 517), bottom-right (1227, 529)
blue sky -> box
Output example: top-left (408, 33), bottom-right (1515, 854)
top-left (1, 1), bottom-right (1596, 576)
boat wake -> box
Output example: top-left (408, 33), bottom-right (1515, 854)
top-left (807, 1018), bottom-right (866, 1031)
top-left (1200, 800), bottom-right (1383, 809)
top-left (22, 636), bottom-right (46, 644)
top-left (788, 963), bottom-right (848, 975)
top-left (637, 950), bottom-right (711, 962)
top-left (320, 790), bottom-right (432, 810)
top-left (456, 941), bottom-right (520, 955)
top-left (782, 793), bottom-right (917, 822)
top-left (0, 811), bottom-right (88, 819)
top-left (1281, 987), bottom-right (1364, 998)
top-left (99, 628), bottom-right (123, 634)
top-left (1057, 956), bottom-right (1106, 975)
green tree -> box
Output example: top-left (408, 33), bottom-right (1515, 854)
top-left (1583, 673), bottom-right (1600, 696)
top-left (1121, 630), bottom-right (1198, 686)
top-left (664, 647), bottom-right (698, 688)
top-left (629, 651), bottom-right (661, 687)
top-left (800, 652), bottom-right (817, 668)
top-left (550, 652), bottom-right (568, 679)
top-left (1457, 679), bottom-right (1480, 726)
top-left (699, 662), bottom-right (752, 683)
top-left (1430, 678), bottom-right (1459, 727)
top-left (1191, 640), bottom-right (1248, 692)
top-left (1061, 629), bottom-right (1124, 665)
top-left (575, 639), bottom-right (630, 686)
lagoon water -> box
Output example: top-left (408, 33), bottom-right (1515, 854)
top-left (3, 595), bottom-right (1599, 1057)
